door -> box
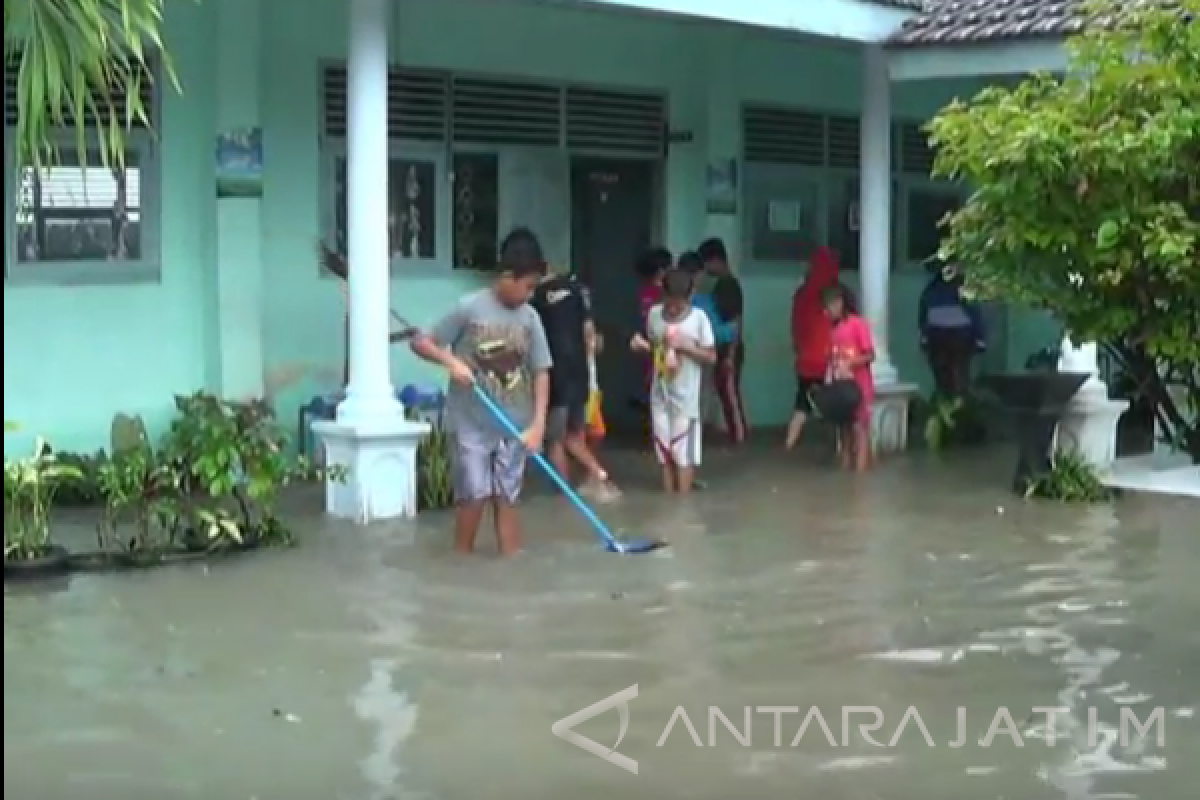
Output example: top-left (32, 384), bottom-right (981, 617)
top-left (570, 158), bottom-right (658, 434)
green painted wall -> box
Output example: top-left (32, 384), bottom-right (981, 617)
top-left (3, 0), bottom-right (1062, 456)
top-left (3, 0), bottom-right (216, 455)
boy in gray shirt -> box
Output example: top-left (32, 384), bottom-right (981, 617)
top-left (410, 228), bottom-right (553, 556)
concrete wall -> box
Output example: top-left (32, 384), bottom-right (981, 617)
top-left (3, 0), bottom-right (1061, 455)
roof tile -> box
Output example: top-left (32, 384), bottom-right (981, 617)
top-left (888, 0), bottom-right (1181, 47)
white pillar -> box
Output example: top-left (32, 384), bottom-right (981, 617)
top-left (312, 0), bottom-right (429, 522)
top-left (339, 0), bottom-right (399, 423)
top-left (859, 45), bottom-right (897, 387)
top-left (856, 45), bottom-right (916, 456)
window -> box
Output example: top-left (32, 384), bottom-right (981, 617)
top-left (323, 142), bottom-right (446, 271)
top-left (743, 164), bottom-right (821, 262)
top-left (15, 149), bottom-right (143, 263)
top-left (318, 63), bottom-right (665, 274)
top-left (827, 176), bottom-right (900, 271)
top-left (4, 60), bottom-right (160, 284)
top-left (906, 187), bottom-right (962, 263)
top-left (451, 152), bottom-right (499, 270)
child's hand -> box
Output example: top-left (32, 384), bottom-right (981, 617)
top-left (665, 324), bottom-right (679, 347)
top-left (447, 357), bottom-right (475, 388)
top-left (630, 333), bottom-right (651, 353)
top-left (520, 423), bottom-right (544, 453)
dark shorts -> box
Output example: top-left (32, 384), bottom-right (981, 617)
top-left (548, 380), bottom-right (588, 441)
top-left (794, 376), bottom-right (823, 413)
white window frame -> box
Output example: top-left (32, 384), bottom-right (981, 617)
top-left (4, 128), bottom-right (162, 286)
top-left (319, 138), bottom-right (452, 276)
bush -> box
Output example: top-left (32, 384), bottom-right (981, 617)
top-left (94, 392), bottom-right (341, 555)
top-left (1025, 451), bottom-right (1112, 503)
top-left (4, 439), bottom-right (82, 562)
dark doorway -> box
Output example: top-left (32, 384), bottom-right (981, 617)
top-left (570, 158), bottom-right (658, 435)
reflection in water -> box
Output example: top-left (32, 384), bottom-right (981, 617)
top-left (3, 450), bottom-right (1197, 799)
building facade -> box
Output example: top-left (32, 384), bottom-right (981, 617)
top-left (4, 0), bottom-right (1070, 461)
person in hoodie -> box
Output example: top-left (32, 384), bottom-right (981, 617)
top-left (918, 259), bottom-right (986, 398)
top-left (785, 246), bottom-right (841, 450)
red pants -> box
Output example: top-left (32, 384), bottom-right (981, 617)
top-left (715, 342), bottom-right (748, 444)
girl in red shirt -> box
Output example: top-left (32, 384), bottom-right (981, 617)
top-left (785, 246), bottom-right (841, 450)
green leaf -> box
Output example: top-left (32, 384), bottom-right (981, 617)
top-left (1096, 219), bottom-right (1120, 250)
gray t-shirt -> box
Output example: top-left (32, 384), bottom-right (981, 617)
top-left (431, 289), bottom-right (553, 434)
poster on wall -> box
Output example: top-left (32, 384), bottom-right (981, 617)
top-left (215, 127), bottom-right (263, 198)
top-left (705, 159), bottom-right (738, 215)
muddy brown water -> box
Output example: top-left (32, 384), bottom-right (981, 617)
top-left (4, 447), bottom-right (1198, 799)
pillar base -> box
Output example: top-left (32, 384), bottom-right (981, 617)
top-left (871, 382), bottom-right (918, 456)
top-left (312, 416), bottom-right (430, 523)
top-left (1055, 392), bottom-right (1129, 472)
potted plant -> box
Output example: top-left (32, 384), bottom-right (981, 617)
top-left (4, 438), bottom-right (82, 579)
top-left (404, 388), bottom-right (454, 512)
top-left (91, 443), bottom-right (188, 566)
top-left (417, 425), bottom-right (454, 512)
top-left (158, 392), bottom-right (330, 551)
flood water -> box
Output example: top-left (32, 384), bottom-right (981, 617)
top-left (5, 447), bottom-right (1198, 799)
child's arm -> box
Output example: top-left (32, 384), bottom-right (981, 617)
top-left (526, 314), bottom-right (554, 440)
top-left (410, 302), bottom-right (473, 385)
top-left (584, 318), bottom-right (603, 354)
top-left (676, 315), bottom-right (717, 365)
top-left (846, 317), bottom-right (876, 369)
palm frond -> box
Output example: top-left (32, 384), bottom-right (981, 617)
top-left (4, 0), bottom-right (180, 170)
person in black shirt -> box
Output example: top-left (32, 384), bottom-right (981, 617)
top-left (698, 237), bottom-right (749, 445)
top-left (531, 265), bottom-right (620, 500)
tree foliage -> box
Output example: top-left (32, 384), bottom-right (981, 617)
top-left (928, 0), bottom-right (1200, 459)
top-left (3, 0), bottom-right (179, 169)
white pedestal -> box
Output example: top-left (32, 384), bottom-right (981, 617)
top-left (871, 382), bottom-right (918, 456)
top-left (1055, 390), bottom-right (1128, 471)
top-left (312, 417), bottom-right (430, 523)
top-left (1054, 335), bottom-right (1128, 471)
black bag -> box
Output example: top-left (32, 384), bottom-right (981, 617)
top-left (808, 379), bottom-right (863, 426)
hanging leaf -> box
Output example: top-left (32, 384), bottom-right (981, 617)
top-left (3, 0), bottom-right (182, 170)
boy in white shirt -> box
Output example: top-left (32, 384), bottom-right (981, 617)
top-left (631, 269), bottom-right (717, 493)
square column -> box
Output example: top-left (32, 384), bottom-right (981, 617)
top-left (859, 45), bottom-right (916, 455)
top-left (212, 0), bottom-right (265, 400)
top-left (312, 0), bottom-right (428, 522)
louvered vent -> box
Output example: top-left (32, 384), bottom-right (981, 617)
top-left (451, 76), bottom-right (560, 146)
top-left (827, 115), bottom-right (861, 169)
top-left (4, 54), bottom-right (155, 128)
top-left (565, 87), bottom-right (664, 155)
top-left (321, 65), bottom-right (448, 141)
top-left (743, 106), bottom-right (825, 166)
top-left (899, 121), bottom-right (936, 175)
